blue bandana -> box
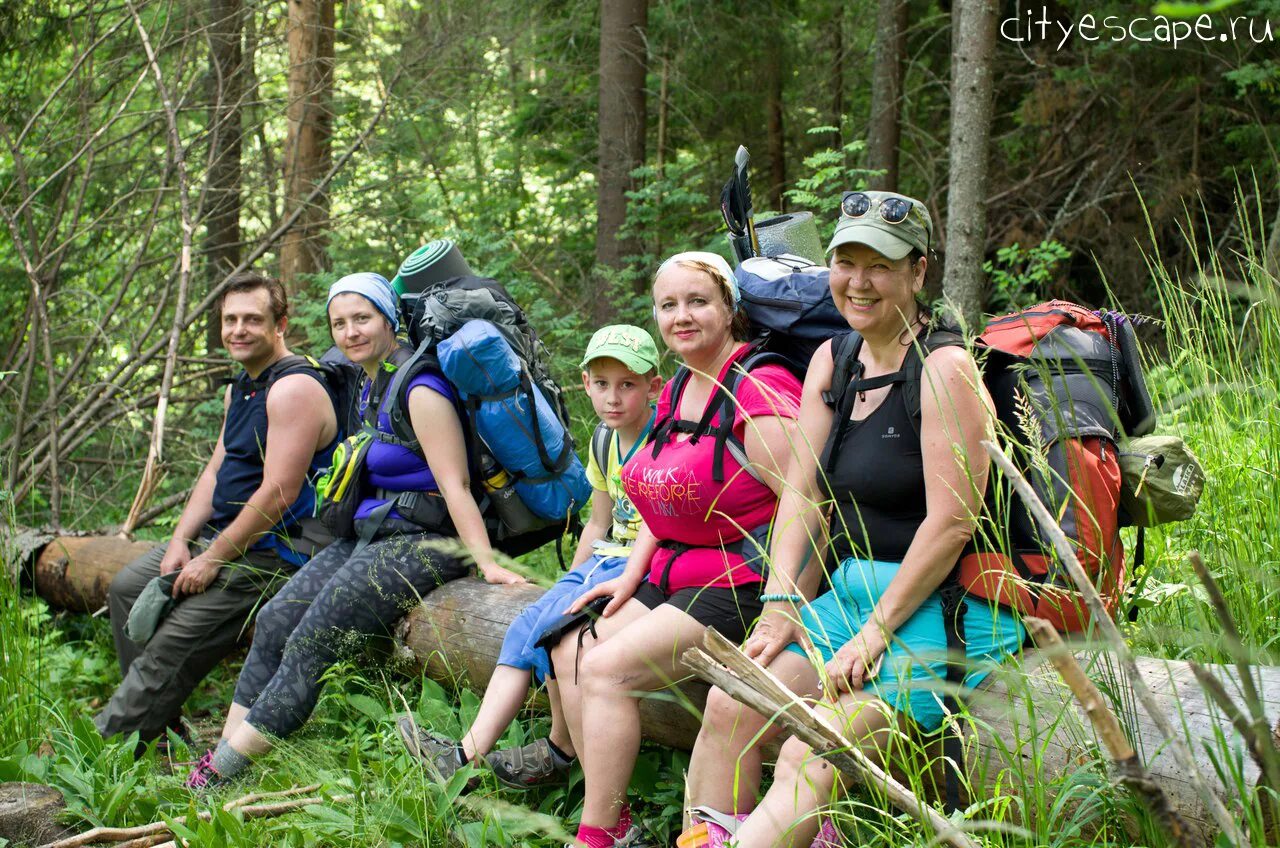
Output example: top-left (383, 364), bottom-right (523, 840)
top-left (326, 272), bottom-right (399, 332)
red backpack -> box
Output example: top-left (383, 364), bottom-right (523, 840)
top-left (825, 301), bottom-right (1155, 632)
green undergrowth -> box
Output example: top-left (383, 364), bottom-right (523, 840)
top-left (4, 198), bottom-right (1280, 846)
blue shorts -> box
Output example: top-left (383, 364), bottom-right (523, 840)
top-left (497, 554), bottom-right (629, 683)
top-left (785, 558), bottom-right (1024, 732)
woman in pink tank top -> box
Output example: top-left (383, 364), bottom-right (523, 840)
top-left (551, 252), bottom-right (802, 848)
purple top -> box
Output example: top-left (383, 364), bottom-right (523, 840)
top-left (354, 370), bottom-right (456, 520)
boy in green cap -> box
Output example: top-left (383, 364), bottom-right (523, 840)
top-left (399, 324), bottom-right (662, 790)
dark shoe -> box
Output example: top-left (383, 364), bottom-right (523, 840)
top-left (395, 714), bottom-right (467, 782)
top-left (183, 748), bottom-right (229, 792)
top-left (486, 737), bottom-right (573, 791)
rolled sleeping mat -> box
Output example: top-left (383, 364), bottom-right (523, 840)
top-left (437, 320), bottom-right (592, 521)
top-left (753, 211), bottom-right (824, 265)
top-left (392, 239), bottom-right (475, 295)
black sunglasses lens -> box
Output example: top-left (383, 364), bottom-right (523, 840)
top-left (841, 192), bottom-right (871, 218)
top-left (881, 197), bottom-right (912, 224)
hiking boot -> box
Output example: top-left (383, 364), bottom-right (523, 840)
top-left (395, 714), bottom-right (467, 782)
top-left (486, 737), bottom-right (574, 791)
top-left (183, 749), bottom-right (229, 792)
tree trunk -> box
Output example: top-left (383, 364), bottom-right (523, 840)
top-left (26, 534), bottom-right (1280, 841)
top-left (829, 7), bottom-right (845, 146)
top-left (204, 0), bottom-right (244, 353)
top-left (764, 41), bottom-right (786, 213)
top-left (594, 0), bottom-right (648, 319)
top-left (866, 0), bottom-right (908, 192)
top-left (279, 0), bottom-right (334, 291)
top-left (0, 783), bottom-right (67, 846)
top-left (942, 0), bottom-right (997, 327)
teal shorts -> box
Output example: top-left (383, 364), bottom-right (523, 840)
top-left (784, 558), bottom-right (1024, 732)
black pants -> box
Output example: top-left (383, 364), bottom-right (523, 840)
top-left (231, 532), bottom-right (469, 739)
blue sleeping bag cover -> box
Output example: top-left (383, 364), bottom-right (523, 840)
top-left (437, 320), bottom-right (591, 520)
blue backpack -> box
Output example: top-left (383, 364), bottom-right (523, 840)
top-left (735, 253), bottom-right (851, 372)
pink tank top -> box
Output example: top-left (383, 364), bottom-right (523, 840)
top-left (620, 347), bottom-right (802, 592)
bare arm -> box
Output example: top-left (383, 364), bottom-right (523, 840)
top-left (159, 386), bottom-right (230, 575)
top-left (174, 374), bottom-right (336, 596)
top-left (743, 341), bottom-right (837, 663)
top-left (570, 489), bottom-right (615, 568)
top-left (827, 345), bottom-right (993, 691)
top-left (568, 520), bottom-right (659, 616)
top-left (406, 385), bottom-right (524, 585)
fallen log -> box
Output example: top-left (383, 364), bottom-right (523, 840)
top-left (20, 535), bottom-right (1280, 841)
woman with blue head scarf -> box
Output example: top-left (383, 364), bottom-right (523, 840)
top-left (186, 271), bottom-right (524, 790)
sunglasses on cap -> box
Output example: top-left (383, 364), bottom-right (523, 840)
top-left (840, 191), bottom-right (915, 225)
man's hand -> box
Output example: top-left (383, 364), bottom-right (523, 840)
top-left (159, 541), bottom-right (192, 577)
top-left (172, 553), bottom-right (223, 597)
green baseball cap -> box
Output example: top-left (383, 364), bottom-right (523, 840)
top-left (826, 191), bottom-right (933, 261)
top-left (580, 325), bottom-right (660, 375)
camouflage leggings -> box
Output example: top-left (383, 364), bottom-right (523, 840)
top-left (232, 531), bottom-right (469, 739)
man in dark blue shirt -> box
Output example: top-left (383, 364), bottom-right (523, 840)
top-left (96, 273), bottom-right (340, 747)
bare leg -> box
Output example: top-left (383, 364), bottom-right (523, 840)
top-left (578, 604), bottom-right (710, 830)
top-left (734, 693), bottom-right (895, 848)
top-left (545, 680), bottom-right (574, 755)
top-left (220, 702), bottom-right (250, 741)
top-left (224, 719), bottom-right (275, 759)
top-left (460, 665), bottom-right (533, 760)
top-left (684, 650), bottom-right (822, 823)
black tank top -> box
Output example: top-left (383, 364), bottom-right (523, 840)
top-left (211, 357), bottom-right (339, 562)
top-left (818, 381), bottom-right (926, 564)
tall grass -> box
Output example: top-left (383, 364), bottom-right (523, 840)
top-left (0, 503), bottom-right (47, 757)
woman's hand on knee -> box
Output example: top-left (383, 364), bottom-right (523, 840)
top-left (823, 630), bottom-right (885, 697)
top-left (743, 603), bottom-right (807, 667)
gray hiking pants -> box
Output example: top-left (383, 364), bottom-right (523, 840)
top-left (94, 539), bottom-right (291, 742)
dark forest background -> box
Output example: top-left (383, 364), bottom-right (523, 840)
top-left (1, 0), bottom-right (1277, 531)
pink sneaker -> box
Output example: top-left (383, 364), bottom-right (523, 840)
top-left (183, 748), bottom-right (227, 791)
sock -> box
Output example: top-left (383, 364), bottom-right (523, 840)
top-left (547, 738), bottom-right (575, 765)
top-left (612, 803), bottom-right (632, 837)
top-left (209, 740), bottom-right (251, 779)
top-left (456, 745), bottom-right (470, 766)
top-left (575, 824), bottom-right (615, 848)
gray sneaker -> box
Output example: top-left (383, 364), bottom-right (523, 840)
top-left (486, 737), bottom-right (574, 790)
top-left (395, 714), bottom-right (466, 782)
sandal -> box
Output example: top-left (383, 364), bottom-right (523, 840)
top-left (486, 737), bottom-right (574, 790)
top-left (395, 714), bottom-right (467, 783)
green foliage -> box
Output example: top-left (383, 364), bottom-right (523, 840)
top-left (982, 240), bottom-right (1073, 313)
top-left (784, 128), bottom-right (874, 215)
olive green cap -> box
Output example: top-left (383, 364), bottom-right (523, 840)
top-left (827, 191), bottom-right (932, 261)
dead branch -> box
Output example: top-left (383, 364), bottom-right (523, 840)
top-left (120, 0), bottom-right (197, 535)
top-left (1187, 550), bottom-right (1280, 790)
top-left (38, 791), bottom-right (354, 848)
top-left (981, 439), bottom-right (1248, 846)
top-left (1025, 616), bottom-right (1202, 848)
top-left (682, 629), bottom-right (980, 848)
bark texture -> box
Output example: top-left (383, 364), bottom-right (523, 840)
top-left (279, 0), bottom-right (334, 289)
top-left (594, 0), bottom-right (649, 318)
top-left (204, 0), bottom-right (244, 350)
top-left (866, 0), bottom-right (909, 192)
top-left (942, 0), bottom-right (998, 326)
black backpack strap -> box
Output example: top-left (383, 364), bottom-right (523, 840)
top-left (590, 420), bottom-right (613, 475)
top-left (821, 332), bottom-right (863, 411)
top-left (938, 575), bottom-right (969, 814)
top-left (898, 329), bottom-right (965, 434)
top-left (650, 366), bottom-right (694, 461)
